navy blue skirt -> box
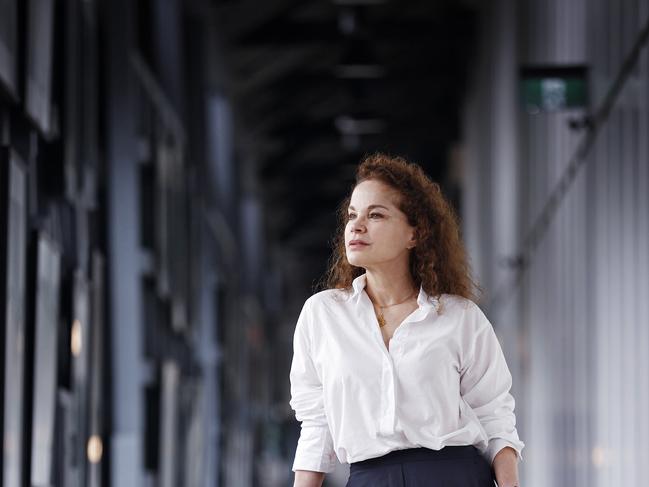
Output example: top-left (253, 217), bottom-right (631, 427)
top-left (346, 445), bottom-right (496, 487)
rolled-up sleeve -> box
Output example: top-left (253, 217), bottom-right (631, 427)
top-left (460, 304), bottom-right (525, 465)
top-left (289, 299), bottom-right (337, 473)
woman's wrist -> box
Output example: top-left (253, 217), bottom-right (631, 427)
top-left (293, 469), bottom-right (325, 487)
top-left (492, 447), bottom-right (519, 487)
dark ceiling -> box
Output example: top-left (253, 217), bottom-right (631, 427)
top-left (209, 0), bottom-right (478, 270)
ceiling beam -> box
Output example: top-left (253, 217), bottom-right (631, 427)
top-left (236, 18), bottom-right (476, 46)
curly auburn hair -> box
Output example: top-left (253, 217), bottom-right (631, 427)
top-left (321, 152), bottom-right (482, 306)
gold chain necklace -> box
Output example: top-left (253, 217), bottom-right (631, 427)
top-left (372, 289), bottom-right (418, 328)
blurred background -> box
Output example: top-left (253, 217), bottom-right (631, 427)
top-left (0, 0), bottom-right (648, 486)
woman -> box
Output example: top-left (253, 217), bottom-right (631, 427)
top-left (290, 153), bottom-right (524, 487)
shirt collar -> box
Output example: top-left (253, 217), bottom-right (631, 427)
top-left (351, 273), bottom-right (367, 298)
top-left (350, 272), bottom-right (439, 312)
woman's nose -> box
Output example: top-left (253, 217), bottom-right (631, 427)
top-left (350, 217), bottom-right (366, 233)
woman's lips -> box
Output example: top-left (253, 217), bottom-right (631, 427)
top-left (348, 242), bottom-right (370, 250)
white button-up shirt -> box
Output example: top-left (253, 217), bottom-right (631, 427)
top-left (289, 273), bottom-right (525, 473)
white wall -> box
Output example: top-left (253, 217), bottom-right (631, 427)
top-left (462, 1), bottom-right (649, 486)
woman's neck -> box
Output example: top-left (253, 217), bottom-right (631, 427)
top-left (364, 268), bottom-right (418, 306)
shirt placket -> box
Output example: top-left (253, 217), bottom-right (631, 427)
top-left (377, 326), bottom-right (408, 436)
top-left (355, 287), bottom-right (429, 438)
top-left (378, 354), bottom-right (397, 435)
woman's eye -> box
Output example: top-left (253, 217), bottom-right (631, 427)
top-left (347, 212), bottom-right (382, 220)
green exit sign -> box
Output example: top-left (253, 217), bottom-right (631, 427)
top-left (520, 66), bottom-right (588, 113)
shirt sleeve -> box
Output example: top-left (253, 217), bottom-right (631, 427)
top-left (289, 298), bottom-right (338, 473)
top-left (459, 303), bottom-right (525, 466)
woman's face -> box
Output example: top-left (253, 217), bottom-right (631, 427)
top-left (344, 179), bottom-right (416, 270)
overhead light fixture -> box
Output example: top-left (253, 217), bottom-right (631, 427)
top-left (334, 113), bottom-right (386, 135)
top-left (335, 109), bottom-right (386, 151)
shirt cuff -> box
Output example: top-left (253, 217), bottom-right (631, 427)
top-left (292, 456), bottom-right (337, 474)
top-left (291, 425), bottom-right (338, 473)
top-left (488, 438), bottom-right (524, 465)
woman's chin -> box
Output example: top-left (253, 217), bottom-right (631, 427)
top-left (346, 256), bottom-right (373, 268)
top-left (345, 255), bottom-right (366, 267)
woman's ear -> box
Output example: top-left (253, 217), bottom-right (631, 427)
top-left (407, 233), bottom-right (417, 249)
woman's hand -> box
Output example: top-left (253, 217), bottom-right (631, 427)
top-left (293, 470), bottom-right (325, 487)
top-left (492, 446), bottom-right (520, 487)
